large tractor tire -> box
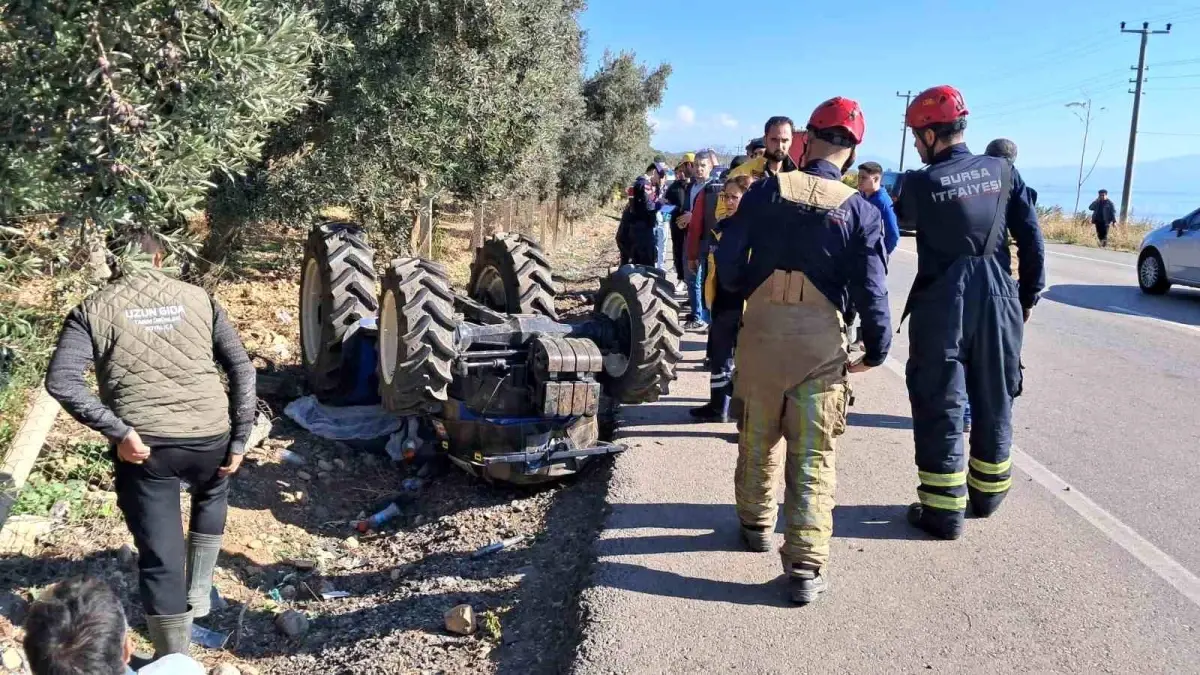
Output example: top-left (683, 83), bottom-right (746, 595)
top-left (300, 222), bottom-right (378, 402)
top-left (594, 266), bottom-right (683, 404)
top-left (378, 258), bottom-right (458, 414)
top-left (468, 233), bottom-right (559, 319)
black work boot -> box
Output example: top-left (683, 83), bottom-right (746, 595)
top-left (787, 566), bottom-right (828, 605)
top-left (740, 524), bottom-right (773, 552)
top-left (907, 502), bottom-right (963, 540)
top-left (690, 386), bottom-right (731, 423)
top-left (968, 489), bottom-right (1008, 519)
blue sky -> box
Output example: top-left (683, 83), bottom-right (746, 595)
top-left (580, 0), bottom-right (1200, 170)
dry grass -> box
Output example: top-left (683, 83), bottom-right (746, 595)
top-left (1039, 214), bottom-right (1152, 252)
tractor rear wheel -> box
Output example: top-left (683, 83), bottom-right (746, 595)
top-left (594, 265), bottom-right (683, 404)
top-left (468, 233), bottom-right (559, 319)
top-left (378, 258), bottom-right (458, 414)
top-left (299, 222), bottom-right (378, 402)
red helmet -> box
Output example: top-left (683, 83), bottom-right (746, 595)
top-left (906, 85), bottom-right (969, 128)
top-left (806, 97), bottom-right (865, 145)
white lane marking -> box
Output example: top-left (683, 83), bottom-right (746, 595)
top-left (896, 244), bottom-right (1134, 269)
top-left (1047, 249), bottom-right (1135, 269)
top-left (1106, 305), bottom-right (1200, 335)
top-left (879, 356), bottom-right (1200, 609)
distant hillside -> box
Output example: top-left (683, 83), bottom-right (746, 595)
top-left (863, 153), bottom-right (1199, 222)
top-left (654, 149), bottom-right (736, 168)
top-left (1016, 154), bottom-right (1199, 196)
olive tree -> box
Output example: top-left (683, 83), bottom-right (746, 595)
top-left (0, 0), bottom-right (322, 255)
top-left (255, 0), bottom-right (589, 249)
top-left (558, 51), bottom-right (671, 220)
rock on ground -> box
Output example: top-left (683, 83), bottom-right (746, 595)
top-left (444, 604), bottom-right (476, 635)
top-left (275, 610), bottom-right (309, 639)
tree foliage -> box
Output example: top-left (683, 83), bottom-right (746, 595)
top-left (259, 0), bottom-right (589, 237)
top-left (0, 0), bottom-right (322, 250)
top-left (559, 51), bottom-right (671, 220)
top-left (3, 0), bottom-right (671, 261)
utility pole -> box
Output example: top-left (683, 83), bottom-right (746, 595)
top-left (1119, 21), bottom-right (1171, 223)
top-left (896, 90), bottom-right (913, 172)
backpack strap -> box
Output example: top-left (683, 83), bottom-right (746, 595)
top-left (777, 172), bottom-right (857, 208)
top-left (981, 160), bottom-right (1012, 257)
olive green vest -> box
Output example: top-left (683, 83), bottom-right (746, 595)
top-left (80, 269), bottom-right (230, 438)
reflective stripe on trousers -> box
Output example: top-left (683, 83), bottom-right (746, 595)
top-left (733, 270), bottom-right (848, 570)
top-left (907, 256), bottom-right (1023, 521)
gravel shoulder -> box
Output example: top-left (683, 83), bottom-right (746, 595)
top-left (0, 212), bottom-right (624, 675)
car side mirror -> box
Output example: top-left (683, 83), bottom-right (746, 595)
top-left (1172, 219), bottom-right (1186, 234)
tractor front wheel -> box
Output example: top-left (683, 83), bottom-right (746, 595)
top-left (594, 266), bottom-right (683, 404)
top-left (378, 258), bottom-right (458, 414)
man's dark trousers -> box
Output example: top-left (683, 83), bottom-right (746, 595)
top-left (114, 432), bottom-right (230, 616)
top-left (671, 223), bottom-right (687, 281)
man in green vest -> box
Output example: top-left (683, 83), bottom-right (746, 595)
top-left (45, 232), bottom-right (256, 658)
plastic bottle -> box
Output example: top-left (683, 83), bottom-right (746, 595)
top-left (471, 535), bottom-right (526, 559)
top-left (356, 501), bottom-right (402, 532)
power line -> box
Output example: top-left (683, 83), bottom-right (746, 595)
top-left (1139, 3), bottom-right (1200, 24)
top-left (970, 69), bottom-right (1128, 112)
top-left (1146, 72), bottom-right (1200, 80)
top-left (1148, 58), bottom-right (1200, 67)
top-left (971, 82), bottom-right (1127, 121)
top-left (1140, 131), bottom-right (1200, 137)
top-left (972, 38), bottom-right (1117, 86)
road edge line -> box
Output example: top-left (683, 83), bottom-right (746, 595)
top-left (880, 357), bottom-right (1200, 609)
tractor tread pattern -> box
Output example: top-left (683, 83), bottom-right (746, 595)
top-left (469, 233), bottom-right (560, 319)
top-left (380, 257), bottom-right (458, 414)
top-left (301, 223), bottom-right (378, 402)
top-left (596, 265), bottom-right (683, 404)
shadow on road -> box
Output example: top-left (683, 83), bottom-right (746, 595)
top-left (1042, 283), bottom-right (1200, 328)
top-left (622, 429), bottom-right (738, 443)
top-left (587, 501), bottom-right (925, 605)
top-left (847, 412), bottom-right (911, 430)
top-left (590, 561), bottom-right (791, 608)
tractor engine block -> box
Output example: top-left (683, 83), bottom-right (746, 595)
top-left (529, 336), bottom-right (603, 418)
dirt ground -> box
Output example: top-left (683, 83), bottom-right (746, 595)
top-left (0, 209), bottom-right (625, 675)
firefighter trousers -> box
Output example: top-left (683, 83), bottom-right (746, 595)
top-left (733, 270), bottom-right (848, 571)
top-left (906, 257), bottom-right (1024, 527)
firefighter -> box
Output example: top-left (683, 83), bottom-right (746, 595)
top-left (715, 97), bottom-right (891, 604)
top-left (897, 86), bottom-right (1045, 540)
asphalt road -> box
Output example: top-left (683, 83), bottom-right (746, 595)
top-left (572, 239), bottom-right (1200, 675)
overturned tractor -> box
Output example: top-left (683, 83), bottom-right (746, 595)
top-left (299, 223), bottom-right (682, 483)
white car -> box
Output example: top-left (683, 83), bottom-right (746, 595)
top-left (1137, 207), bottom-right (1200, 294)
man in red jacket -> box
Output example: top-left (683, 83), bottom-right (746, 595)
top-left (681, 148), bottom-right (720, 330)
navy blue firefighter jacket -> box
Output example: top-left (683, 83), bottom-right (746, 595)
top-left (895, 144), bottom-right (1045, 310)
top-left (714, 159), bottom-right (893, 367)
